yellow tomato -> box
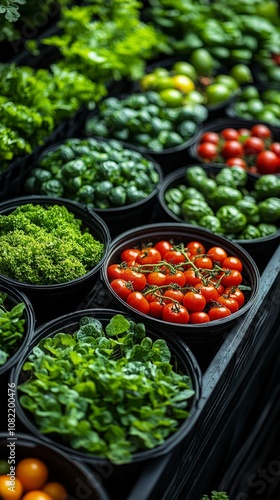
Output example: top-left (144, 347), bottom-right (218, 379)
top-left (0, 475), bottom-right (23, 500)
top-left (43, 482), bottom-right (67, 500)
top-left (172, 74), bottom-right (195, 94)
top-left (16, 458), bottom-right (48, 492)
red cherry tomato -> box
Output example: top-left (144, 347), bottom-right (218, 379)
top-left (269, 142), bottom-right (280, 156)
top-left (238, 128), bottom-right (252, 138)
top-left (146, 271), bottom-right (166, 287)
top-left (243, 137), bottom-right (265, 155)
top-left (184, 269), bottom-right (202, 286)
top-left (120, 248), bottom-right (140, 262)
top-left (110, 279), bottom-right (132, 300)
top-left (220, 128), bottom-right (240, 141)
top-left (154, 240), bottom-right (173, 258)
top-left (221, 140), bottom-right (244, 159)
top-left (183, 291), bottom-right (206, 312)
top-left (149, 301), bottom-right (165, 318)
top-left (195, 283), bottom-right (219, 303)
top-left (217, 296), bottom-right (239, 313)
top-left (164, 249), bottom-right (186, 265)
top-left (224, 287), bottom-right (245, 307)
top-left (186, 241), bottom-right (206, 255)
top-left (189, 311), bottom-right (210, 324)
top-left (222, 256), bottom-right (243, 272)
top-left (197, 142), bottom-right (218, 161)
top-left (256, 150), bottom-right (279, 174)
top-left (107, 264), bottom-right (123, 280)
top-left (207, 246), bottom-right (228, 263)
top-left (226, 157), bottom-right (247, 169)
top-left (126, 291), bottom-right (150, 314)
top-left (208, 305), bottom-right (231, 320)
top-left (192, 256), bottom-right (213, 270)
top-left (136, 247), bottom-right (162, 265)
top-left (221, 270), bottom-right (243, 288)
top-left (162, 303), bottom-right (189, 324)
top-left (165, 270), bottom-right (186, 287)
top-left (200, 131), bottom-right (220, 144)
top-left (163, 289), bottom-right (184, 304)
top-left (251, 124), bottom-right (272, 139)
top-left (121, 268), bottom-right (147, 291)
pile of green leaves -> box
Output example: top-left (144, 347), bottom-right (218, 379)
top-left (0, 63), bottom-right (100, 170)
top-left (19, 314), bottom-right (195, 464)
top-left (42, 0), bottom-right (166, 83)
top-left (145, 0), bottom-right (280, 68)
top-left (0, 291), bottom-right (25, 366)
top-left (0, 203), bottom-right (105, 284)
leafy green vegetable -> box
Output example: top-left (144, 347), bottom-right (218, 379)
top-left (18, 314), bottom-right (195, 464)
top-left (0, 0), bottom-right (25, 22)
top-left (0, 291), bottom-right (25, 366)
top-left (0, 204), bottom-right (104, 284)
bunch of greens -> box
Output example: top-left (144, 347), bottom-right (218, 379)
top-left (0, 291), bottom-right (26, 366)
top-left (201, 493), bottom-right (229, 500)
top-left (0, 63), bottom-right (100, 170)
top-left (41, 0), bottom-right (166, 83)
top-left (0, 203), bottom-right (104, 284)
top-left (18, 313), bottom-right (195, 464)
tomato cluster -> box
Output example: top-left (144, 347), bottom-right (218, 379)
top-left (107, 240), bottom-right (246, 325)
top-left (196, 123), bottom-right (280, 175)
top-left (0, 457), bottom-right (67, 500)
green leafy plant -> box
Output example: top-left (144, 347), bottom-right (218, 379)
top-left (0, 0), bottom-right (25, 22)
top-left (0, 204), bottom-right (105, 284)
top-left (18, 313), bottom-right (195, 464)
top-left (0, 292), bottom-right (26, 366)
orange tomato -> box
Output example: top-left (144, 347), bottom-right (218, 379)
top-left (16, 458), bottom-right (48, 491)
top-left (21, 492), bottom-right (53, 500)
top-left (43, 482), bottom-right (67, 500)
top-left (0, 475), bottom-right (23, 500)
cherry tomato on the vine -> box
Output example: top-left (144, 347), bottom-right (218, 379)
top-left (200, 131), bottom-right (220, 144)
top-left (251, 124), bottom-right (272, 139)
top-left (154, 240), bottom-right (173, 258)
top-left (121, 248), bottom-right (140, 263)
top-left (220, 128), bottom-right (240, 141)
top-left (221, 270), bottom-right (243, 288)
top-left (165, 270), bottom-right (186, 287)
top-left (186, 241), bottom-right (206, 255)
top-left (222, 256), bottom-right (243, 272)
top-left (121, 268), bottom-right (147, 291)
top-left (217, 296), bottom-right (239, 313)
top-left (207, 246), bottom-right (228, 263)
top-left (146, 271), bottom-right (166, 287)
top-left (107, 264), bottom-right (123, 281)
top-left (149, 301), bottom-right (164, 318)
top-left (243, 136), bottom-right (265, 155)
top-left (126, 291), bottom-right (150, 314)
top-left (208, 305), bottom-right (232, 320)
top-left (136, 247), bottom-right (162, 265)
top-left (163, 289), bottom-right (185, 304)
top-left (192, 256), bottom-right (213, 270)
top-left (183, 291), bottom-right (206, 312)
top-left (110, 279), bottom-right (132, 300)
top-left (226, 157), bottom-right (247, 169)
top-left (224, 287), bottom-right (245, 307)
top-left (195, 283), bottom-right (219, 302)
top-left (197, 142), bottom-right (218, 161)
top-left (256, 150), bottom-right (279, 174)
top-left (164, 249), bottom-right (186, 265)
top-left (189, 311), bottom-right (210, 324)
top-left (221, 140), bottom-right (244, 159)
top-left (162, 303), bottom-right (189, 323)
top-left (184, 269), bottom-right (202, 286)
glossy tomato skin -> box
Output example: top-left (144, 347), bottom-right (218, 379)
top-left (195, 283), bottom-right (219, 302)
top-left (217, 296), bottom-right (239, 313)
top-left (186, 241), bottom-right (206, 255)
top-left (200, 131), bottom-right (220, 144)
top-left (221, 140), bottom-right (244, 159)
top-left (208, 305), bottom-right (231, 320)
top-left (184, 268), bottom-right (202, 286)
top-left (163, 289), bottom-right (184, 304)
top-left (192, 256), bottom-right (213, 269)
top-left (197, 142), bottom-right (218, 160)
top-left (251, 124), bottom-right (272, 139)
top-left (121, 248), bottom-right (140, 262)
top-left (256, 150), bottom-right (279, 174)
top-left (22, 492), bottom-right (53, 500)
top-left (149, 301), bottom-right (164, 318)
top-left (165, 270), bottom-right (186, 287)
top-left (220, 128), bottom-right (240, 141)
top-left (243, 137), bottom-right (265, 155)
top-left (221, 270), bottom-right (243, 288)
top-left (107, 264), bottom-right (123, 280)
top-left (0, 475), bottom-right (23, 500)
top-left (43, 482), bottom-right (67, 500)
top-left (121, 268), bottom-right (147, 291)
top-left (270, 142), bottom-right (280, 156)
top-left (154, 240), bottom-right (172, 258)
top-left (126, 291), bottom-right (150, 314)
top-left (164, 249), bottom-right (186, 265)
top-left (162, 303), bottom-right (189, 323)
top-left (189, 311), bottom-right (210, 324)
top-left (136, 247), bottom-right (161, 265)
top-left (222, 256), bottom-right (243, 272)
top-left (147, 271), bottom-right (166, 286)
top-left (226, 157), bottom-right (247, 169)
top-left (207, 246), bottom-right (228, 263)
top-left (110, 279), bottom-right (132, 300)
top-left (183, 291), bottom-right (206, 312)
top-left (224, 286), bottom-right (245, 307)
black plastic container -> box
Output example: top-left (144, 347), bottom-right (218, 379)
top-left (0, 196), bottom-right (111, 324)
top-left (0, 432), bottom-right (109, 499)
top-left (0, 284), bottom-right (35, 379)
top-left (156, 164), bottom-right (280, 269)
top-left (189, 117), bottom-right (280, 174)
top-left (100, 223), bottom-right (260, 343)
top-left (11, 308), bottom-right (202, 475)
top-left (20, 137), bottom-right (164, 239)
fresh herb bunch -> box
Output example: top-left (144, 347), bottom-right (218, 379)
top-left (42, 0), bottom-right (166, 82)
top-left (19, 314), bottom-right (195, 464)
top-left (0, 204), bottom-right (105, 284)
top-left (0, 63), bottom-right (100, 170)
top-left (0, 292), bottom-right (26, 366)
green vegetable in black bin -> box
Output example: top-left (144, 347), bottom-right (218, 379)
top-left (236, 199), bottom-right (260, 224)
top-left (208, 186), bottom-right (243, 209)
top-left (18, 314), bottom-right (195, 464)
top-left (185, 166), bottom-right (207, 188)
top-left (216, 205), bottom-right (247, 234)
top-left (258, 197), bottom-right (280, 222)
top-left (0, 292), bottom-right (26, 366)
top-left (257, 223), bottom-right (278, 237)
top-left (254, 174), bottom-right (280, 200)
top-left (237, 224), bottom-right (261, 240)
top-left (181, 198), bottom-right (214, 222)
top-left (198, 215), bottom-right (224, 234)
top-left (215, 166), bottom-right (247, 188)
